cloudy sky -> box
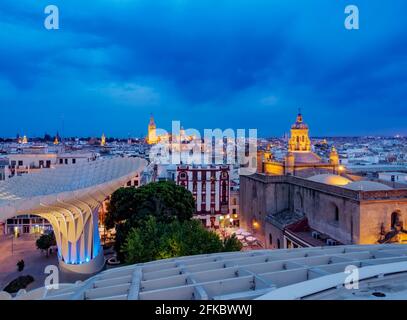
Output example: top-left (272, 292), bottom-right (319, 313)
top-left (0, 0), bottom-right (406, 138)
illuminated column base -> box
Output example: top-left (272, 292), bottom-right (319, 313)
top-left (42, 206), bottom-right (104, 275)
top-left (59, 247), bottom-right (105, 275)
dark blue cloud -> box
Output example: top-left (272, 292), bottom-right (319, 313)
top-left (0, 0), bottom-right (406, 137)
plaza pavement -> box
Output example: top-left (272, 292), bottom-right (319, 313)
top-left (0, 234), bottom-right (58, 292)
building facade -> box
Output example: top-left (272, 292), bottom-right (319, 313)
top-left (240, 169), bottom-right (407, 249)
top-left (7, 149), bottom-right (97, 178)
top-left (177, 165), bottom-right (231, 228)
top-left (240, 111), bottom-right (407, 249)
top-left (379, 172), bottom-right (407, 185)
top-left (4, 214), bottom-right (52, 235)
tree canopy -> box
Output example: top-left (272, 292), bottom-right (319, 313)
top-left (122, 216), bottom-right (242, 264)
top-left (106, 181), bottom-right (242, 263)
top-left (105, 181), bottom-right (195, 229)
top-left (36, 232), bottom-right (56, 257)
top-left (106, 181), bottom-right (196, 259)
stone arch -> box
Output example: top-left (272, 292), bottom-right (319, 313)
top-left (330, 202), bottom-right (340, 222)
top-left (391, 210), bottom-right (402, 230)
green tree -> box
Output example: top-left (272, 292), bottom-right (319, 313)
top-left (121, 217), bottom-right (241, 265)
top-left (222, 234), bottom-right (243, 252)
top-left (36, 232), bottom-right (56, 257)
top-left (106, 181), bottom-right (195, 228)
top-left (106, 182), bottom-right (195, 258)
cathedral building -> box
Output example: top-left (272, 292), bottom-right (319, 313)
top-left (258, 112), bottom-right (340, 177)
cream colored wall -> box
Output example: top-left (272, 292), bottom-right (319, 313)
top-left (264, 162), bottom-right (284, 175)
top-left (359, 200), bottom-right (407, 244)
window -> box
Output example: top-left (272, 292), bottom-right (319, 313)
top-left (18, 161), bottom-right (23, 166)
top-left (64, 159), bottom-right (68, 164)
top-left (39, 160), bottom-right (44, 167)
top-left (72, 158), bottom-right (76, 164)
top-left (331, 203), bottom-right (339, 223)
top-left (277, 239), bottom-right (281, 249)
top-left (46, 160), bottom-right (51, 168)
top-left (232, 208), bottom-right (237, 214)
top-left (391, 211), bottom-right (402, 230)
top-left (59, 159), bottom-right (63, 164)
top-left (232, 198), bottom-right (237, 205)
top-left (269, 233), bottom-right (273, 246)
top-left (335, 206), bottom-right (339, 222)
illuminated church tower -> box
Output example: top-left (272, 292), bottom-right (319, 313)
top-left (101, 133), bottom-right (106, 147)
top-left (147, 115), bottom-right (158, 145)
top-left (288, 111), bottom-right (311, 152)
top-left (54, 132), bottom-right (60, 145)
top-left (261, 110), bottom-right (340, 177)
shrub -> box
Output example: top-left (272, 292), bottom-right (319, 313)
top-left (3, 275), bottom-right (34, 294)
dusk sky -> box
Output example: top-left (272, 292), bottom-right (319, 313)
top-left (0, 0), bottom-right (406, 138)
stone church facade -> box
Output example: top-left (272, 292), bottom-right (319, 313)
top-left (240, 112), bottom-right (407, 249)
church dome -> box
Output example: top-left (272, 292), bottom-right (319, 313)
top-left (291, 113), bottom-right (309, 129)
top-left (344, 181), bottom-right (393, 191)
top-left (308, 174), bottom-right (352, 186)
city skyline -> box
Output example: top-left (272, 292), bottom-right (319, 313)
top-left (2, 112), bottom-right (406, 140)
top-left (1, 1), bottom-right (406, 137)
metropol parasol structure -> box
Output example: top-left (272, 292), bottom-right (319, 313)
top-left (0, 157), bottom-right (147, 275)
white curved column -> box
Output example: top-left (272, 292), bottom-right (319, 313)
top-left (39, 205), bottom-right (103, 274)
